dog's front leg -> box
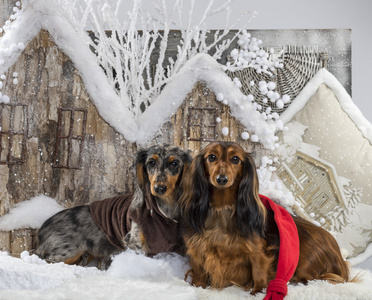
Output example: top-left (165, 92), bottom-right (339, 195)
top-left (186, 253), bottom-right (209, 288)
top-left (249, 252), bottom-right (272, 295)
top-left (123, 222), bottom-right (149, 254)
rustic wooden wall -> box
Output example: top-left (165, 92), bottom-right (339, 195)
top-left (172, 81), bottom-right (264, 164)
top-left (0, 30), bottom-right (136, 215)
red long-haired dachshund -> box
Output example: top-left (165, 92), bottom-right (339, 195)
top-left (179, 141), bottom-right (351, 294)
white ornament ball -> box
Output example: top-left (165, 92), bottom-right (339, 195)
top-left (10, 43), bottom-right (18, 52)
top-left (222, 127), bottom-right (229, 136)
top-left (282, 94), bottom-right (291, 103)
top-left (4, 48), bottom-right (11, 57)
top-left (246, 94), bottom-right (254, 102)
top-left (276, 99), bottom-right (284, 109)
top-left (2, 95), bottom-right (10, 104)
top-left (241, 132), bottom-right (250, 140)
top-left (272, 112), bottom-right (279, 119)
top-left (230, 49), bottom-right (239, 58)
top-left (267, 90), bottom-right (274, 98)
top-left (267, 82), bottom-right (276, 90)
top-left (251, 135), bottom-right (259, 142)
top-left (276, 120), bottom-right (284, 130)
top-left (216, 93), bottom-right (224, 101)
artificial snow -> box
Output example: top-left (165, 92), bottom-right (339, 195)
top-left (241, 131), bottom-right (250, 140)
top-left (221, 127), bottom-right (229, 136)
top-left (0, 250), bottom-right (371, 300)
top-left (0, 195), bottom-right (63, 231)
top-left (0, 0), bottom-right (281, 149)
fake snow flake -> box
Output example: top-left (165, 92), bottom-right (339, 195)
top-left (2, 95), bottom-right (10, 104)
top-left (18, 43), bottom-right (25, 50)
top-left (216, 93), bottom-right (224, 101)
top-left (282, 94), bottom-right (291, 103)
top-left (13, 78), bottom-right (18, 85)
top-left (267, 82), bottom-right (276, 90)
top-left (251, 134), bottom-right (259, 142)
top-left (276, 99), bottom-right (284, 109)
top-left (246, 94), bottom-right (254, 102)
top-left (272, 112), bottom-right (279, 120)
top-left (10, 44), bottom-right (18, 52)
top-left (273, 92), bottom-right (280, 100)
top-left (216, 117), bottom-right (221, 123)
top-left (249, 80), bottom-right (255, 86)
top-left (276, 120), bottom-right (284, 130)
top-left (233, 77), bottom-right (242, 88)
top-left (222, 127), bottom-right (229, 136)
top-left (241, 132), bottom-right (250, 140)
top-left (222, 100), bottom-right (229, 105)
top-left (3, 49), bottom-right (12, 57)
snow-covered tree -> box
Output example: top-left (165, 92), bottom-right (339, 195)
top-left (55, 0), bottom-right (255, 117)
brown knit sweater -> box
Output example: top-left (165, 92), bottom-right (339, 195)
top-left (89, 190), bottom-right (182, 256)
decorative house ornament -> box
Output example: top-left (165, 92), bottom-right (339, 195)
top-left (276, 150), bottom-right (348, 229)
top-left (276, 69), bottom-right (372, 259)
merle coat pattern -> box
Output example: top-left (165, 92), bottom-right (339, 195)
top-left (35, 145), bottom-right (192, 268)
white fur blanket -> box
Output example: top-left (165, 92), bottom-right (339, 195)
top-left (0, 251), bottom-right (371, 300)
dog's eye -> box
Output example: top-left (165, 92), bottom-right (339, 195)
top-left (207, 154), bottom-right (217, 162)
top-left (170, 160), bottom-right (179, 168)
top-left (231, 156), bottom-right (241, 164)
top-left (147, 160), bottom-right (156, 168)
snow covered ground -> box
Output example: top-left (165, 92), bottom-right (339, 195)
top-left (1, 250), bottom-right (372, 300)
top-left (1, 193), bottom-right (372, 299)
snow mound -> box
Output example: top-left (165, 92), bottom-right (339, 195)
top-left (0, 195), bottom-right (63, 230)
top-left (107, 250), bottom-right (189, 282)
top-left (0, 251), bottom-right (100, 291)
top-left (0, 250), bottom-right (371, 300)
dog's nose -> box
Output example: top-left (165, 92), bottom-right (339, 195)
top-left (154, 185), bottom-right (167, 195)
top-left (216, 175), bottom-right (228, 186)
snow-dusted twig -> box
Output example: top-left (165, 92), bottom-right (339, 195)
top-left (54, 0), bottom-right (255, 118)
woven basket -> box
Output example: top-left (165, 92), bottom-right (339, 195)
top-left (226, 46), bottom-right (328, 115)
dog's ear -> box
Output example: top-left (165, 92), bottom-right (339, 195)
top-left (182, 150), bottom-right (193, 165)
top-left (236, 154), bottom-right (267, 237)
top-left (179, 152), bottom-right (210, 233)
top-left (134, 148), bottom-right (149, 191)
top-left (176, 150), bottom-right (193, 197)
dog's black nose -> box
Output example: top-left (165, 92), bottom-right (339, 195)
top-left (154, 185), bottom-right (167, 195)
top-left (216, 175), bottom-right (228, 186)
